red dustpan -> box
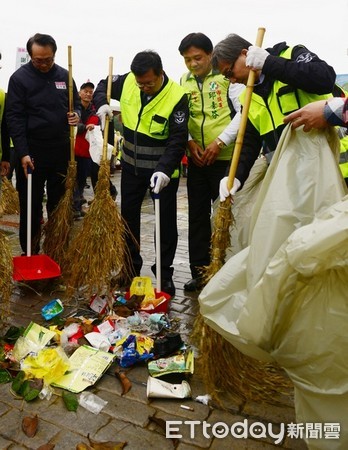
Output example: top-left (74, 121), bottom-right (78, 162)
top-left (12, 167), bottom-right (61, 281)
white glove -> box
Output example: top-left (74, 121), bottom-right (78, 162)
top-left (97, 104), bottom-right (113, 131)
top-left (246, 46), bottom-right (269, 70)
top-left (150, 172), bottom-right (170, 194)
top-left (219, 176), bottom-right (241, 202)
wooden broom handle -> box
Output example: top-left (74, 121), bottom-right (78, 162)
top-left (102, 57), bottom-right (114, 161)
top-left (227, 27), bottom-right (266, 191)
top-left (68, 45), bottom-right (75, 161)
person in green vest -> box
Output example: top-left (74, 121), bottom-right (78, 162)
top-left (211, 34), bottom-right (337, 200)
top-left (178, 32), bottom-right (244, 291)
top-left (94, 51), bottom-right (189, 297)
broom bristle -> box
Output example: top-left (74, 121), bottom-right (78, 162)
top-left (192, 317), bottom-right (292, 405)
top-left (0, 176), bottom-right (19, 216)
top-left (42, 161), bottom-right (76, 267)
top-left (0, 231), bottom-right (13, 323)
top-left (193, 198), bottom-right (292, 404)
top-left (64, 160), bottom-right (132, 297)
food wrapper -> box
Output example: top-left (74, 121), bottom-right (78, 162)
top-left (21, 347), bottom-right (70, 386)
top-left (41, 298), bottom-right (64, 320)
top-left (130, 277), bottom-right (155, 303)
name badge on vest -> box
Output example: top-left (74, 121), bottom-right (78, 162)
top-left (55, 81), bottom-right (67, 89)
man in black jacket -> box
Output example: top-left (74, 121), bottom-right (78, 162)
top-left (211, 34), bottom-right (336, 200)
top-left (6, 33), bottom-right (80, 254)
top-left (94, 51), bottom-right (188, 296)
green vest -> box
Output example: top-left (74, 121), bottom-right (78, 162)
top-left (120, 73), bottom-right (185, 177)
top-left (0, 89), bottom-right (5, 160)
top-left (339, 132), bottom-right (348, 178)
top-left (181, 71), bottom-right (235, 160)
top-left (121, 73), bottom-right (185, 141)
top-left (241, 47), bottom-right (348, 179)
top-left (240, 47), bottom-right (331, 135)
top-left (120, 73), bottom-right (185, 178)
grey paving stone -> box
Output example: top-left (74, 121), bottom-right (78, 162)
top-left (95, 422), bottom-right (174, 450)
top-left (0, 176), bottom-right (298, 449)
top-left (98, 391), bottom-right (156, 427)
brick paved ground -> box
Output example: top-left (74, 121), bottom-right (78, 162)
top-left (0, 171), bottom-right (307, 449)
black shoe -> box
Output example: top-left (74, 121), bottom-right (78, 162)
top-left (162, 278), bottom-right (175, 297)
top-left (184, 278), bottom-right (203, 291)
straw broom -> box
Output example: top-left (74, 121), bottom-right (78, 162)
top-left (64, 57), bottom-right (132, 298)
top-left (0, 176), bottom-right (19, 216)
top-left (193, 27), bottom-right (292, 404)
top-left (0, 230), bottom-right (12, 322)
top-left (42, 45), bottom-right (76, 267)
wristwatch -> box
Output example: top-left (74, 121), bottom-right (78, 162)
top-left (215, 138), bottom-right (225, 149)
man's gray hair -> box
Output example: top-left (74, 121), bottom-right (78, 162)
top-left (212, 34), bottom-right (252, 70)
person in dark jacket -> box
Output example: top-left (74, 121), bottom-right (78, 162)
top-left (94, 50), bottom-right (189, 297)
top-left (211, 34), bottom-right (336, 200)
top-left (6, 33), bottom-right (80, 254)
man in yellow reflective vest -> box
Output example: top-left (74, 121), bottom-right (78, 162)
top-left (94, 51), bottom-right (189, 297)
top-left (212, 34), bottom-right (337, 199)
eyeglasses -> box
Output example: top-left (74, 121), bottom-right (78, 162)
top-left (135, 80), bottom-right (157, 88)
top-left (223, 63), bottom-right (235, 80)
top-left (31, 57), bottom-right (54, 66)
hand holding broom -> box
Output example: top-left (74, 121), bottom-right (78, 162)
top-left (203, 27), bottom-right (266, 282)
top-left (225, 27), bottom-right (266, 197)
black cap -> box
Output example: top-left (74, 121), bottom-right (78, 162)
top-left (80, 81), bottom-right (94, 90)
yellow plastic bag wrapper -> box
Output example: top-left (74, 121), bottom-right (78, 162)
top-left (21, 347), bottom-right (70, 386)
top-left (130, 276), bottom-right (155, 303)
top-left (199, 125), bottom-right (348, 449)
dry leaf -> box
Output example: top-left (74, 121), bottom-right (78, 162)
top-left (22, 414), bottom-right (38, 437)
top-left (37, 444), bottom-right (55, 450)
top-left (115, 368), bottom-right (132, 395)
top-left (76, 444), bottom-right (92, 450)
top-left (87, 433), bottom-right (127, 449)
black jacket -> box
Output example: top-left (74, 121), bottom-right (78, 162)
top-left (6, 61), bottom-right (80, 159)
top-left (236, 42), bottom-right (336, 186)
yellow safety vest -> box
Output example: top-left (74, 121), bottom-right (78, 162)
top-left (0, 89), bottom-right (5, 160)
top-left (241, 47), bottom-right (348, 179)
top-left (180, 70), bottom-right (235, 160)
top-left (120, 73), bottom-right (185, 177)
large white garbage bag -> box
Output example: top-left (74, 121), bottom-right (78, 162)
top-left (199, 125), bottom-right (348, 449)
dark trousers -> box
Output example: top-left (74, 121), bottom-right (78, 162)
top-left (187, 158), bottom-right (229, 278)
top-left (121, 167), bottom-right (179, 281)
top-left (73, 157), bottom-right (117, 211)
top-left (16, 159), bottom-right (67, 254)
top-left (73, 156), bottom-right (92, 211)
